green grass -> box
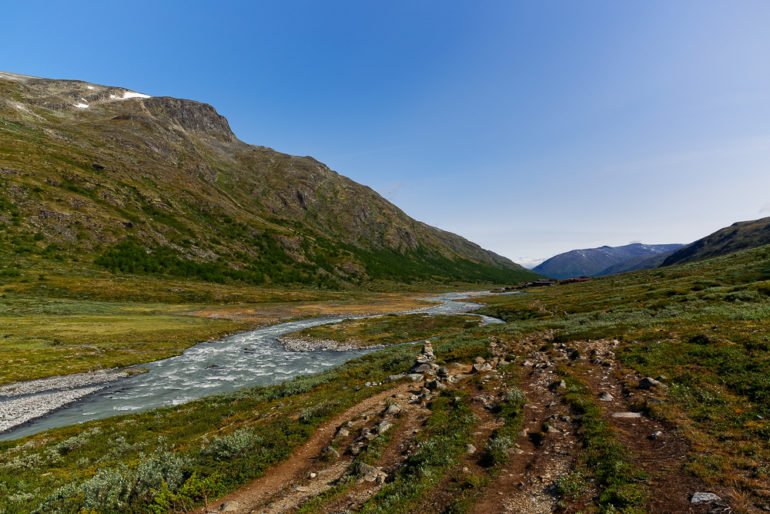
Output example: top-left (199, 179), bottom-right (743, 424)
top-left (288, 313), bottom-right (482, 347)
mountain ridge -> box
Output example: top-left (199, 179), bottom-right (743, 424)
top-left (533, 243), bottom-right (683, 279)
top-left (0, 71), bottom-right (535, 286)
top-left (662, 217), bottom-right (770, 267)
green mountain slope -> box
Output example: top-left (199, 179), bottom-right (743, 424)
top-left (0, 72), bottom-right (535, 287)
top-left (662, 217), bottom-right (770, 267)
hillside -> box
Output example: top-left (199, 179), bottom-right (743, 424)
top-left (662, 216), bottom-right (770, 266)
top-left (0, 71), bottom-right (535, 287)
top-left (533, 243), bottom-right (683, 279)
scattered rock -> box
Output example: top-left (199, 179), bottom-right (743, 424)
top-left (639, 377), bottom-right (665, 390)
top-left (385, 402), bottom-right (402, 416)
top-left (472, 362), bottom-right (493, 373)
top-left (690, 492), bottom-right (722, 504)
top-left (599, 392), bottom-right (614, 402)
top-left (377, 419), bottom-right (393, 434)
top-left (219, 501), bottom-right (241, 512)
top-left (357, 463), bottom-right (387, 483)
top-left (612, 411), bottom-right (643, 419)
top-left (322, 445), bottom-right (340, 459)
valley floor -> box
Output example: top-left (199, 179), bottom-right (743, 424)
top-left (3, 246), bottom-right (770, 512)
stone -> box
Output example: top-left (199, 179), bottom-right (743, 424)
top-left (472, 362), bottom-right (493, 373)
top-left (466, 443), bottom-right (477, 455)
top-left (336, 427), bottom-right (350, 438)
top-left (377, 420), bottom-right (393, 434)
top-left (385, 403), bottom-right (402, 416)
top-left (411, 363), bottom-right (433, 374)
top-left (358, 463), bottom-right (387, 483)
top-left (437, 367), bottom-right (450, 378)
top-left (388, 374), bottom-right (405, 382)
top-left (220, 501), bottom-right (241, 512)
top-left (599, 392), bottom-right (614, 402)
top-left (649, 430), bottom-right (663, 440)
top-left (639, 377), bottom-right (664, 390)
top-left (309, 471), bottom-right (318, 479)
top-left (322, 445), bottom-right (340, 459)
top-left (690, 492), bottom-right (722, 504)
top-left (474, 356), bottom-right (486, 364)
top-left (611, 411), bottom-right (642, 419)
top-left (407, 373), bottom-right (424, 382)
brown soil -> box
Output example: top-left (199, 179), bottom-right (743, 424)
top-left (198, 384), bottom-right (414, 514)
top-left (566, 339), bottom-right (731, 513)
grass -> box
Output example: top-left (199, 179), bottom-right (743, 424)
top-left (287, 313), bottom-right (482, 347)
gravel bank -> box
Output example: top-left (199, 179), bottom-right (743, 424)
top-left (0, 370), bottom-right (129, 433)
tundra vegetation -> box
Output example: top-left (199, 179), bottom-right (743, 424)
top-left (1, 244), bottom-right (769, 512)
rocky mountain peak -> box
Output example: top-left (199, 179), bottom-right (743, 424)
top-left (143, 97), bottom-right (235, 142)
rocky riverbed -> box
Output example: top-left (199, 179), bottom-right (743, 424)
top-left (0, 369), bottom-right (129, 433)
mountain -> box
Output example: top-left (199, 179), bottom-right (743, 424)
top-left (533, 243), bottom-right (684, 279)
top-left (662, 217), bottom-right (770, 267)
top-left (0, 72), bottom-right (535, 286)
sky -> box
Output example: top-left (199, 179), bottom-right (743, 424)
top-left (4, 1), bottom-right (770, 267)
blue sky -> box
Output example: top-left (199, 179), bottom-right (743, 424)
top-left (4, 1), bottom-right (770, 266)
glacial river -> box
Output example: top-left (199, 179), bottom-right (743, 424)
top-left (1, 292), bottom-right (503, 441)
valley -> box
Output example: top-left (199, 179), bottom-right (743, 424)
top-left (1, 70), bottom-right (769, 514)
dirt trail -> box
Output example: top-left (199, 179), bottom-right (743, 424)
top-left (471, 340), bottom-right (578, 514)
top-left (569, 339), bottom-right (731, 514)
top-left (199, 384), bottom-right (412, 514)
top-left (198, 337), bottom-right (734, 513)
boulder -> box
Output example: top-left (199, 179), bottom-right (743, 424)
top-left (639, 377), bottom-right (665, 390)
top-left (219, 501), bottom-right (241, 512)
top-left (472, 362), bottom-right (493, 373)
top-left (385, 403), bottom-right (402, 416)
top-left (690, 492), bottom-right (722, 505)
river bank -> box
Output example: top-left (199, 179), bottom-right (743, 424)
top-left (0, 369), bottom-right (129, 433)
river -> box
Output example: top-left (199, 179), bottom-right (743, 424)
top-left (0, 292), bottom-right (502, 441)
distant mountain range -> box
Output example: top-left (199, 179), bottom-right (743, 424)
top-left (0, 71), bottom-right (536, 287)
top-left (533, 243), bottom-right (684, 279)
top-left (662, 217), bottom-right (770, 266)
